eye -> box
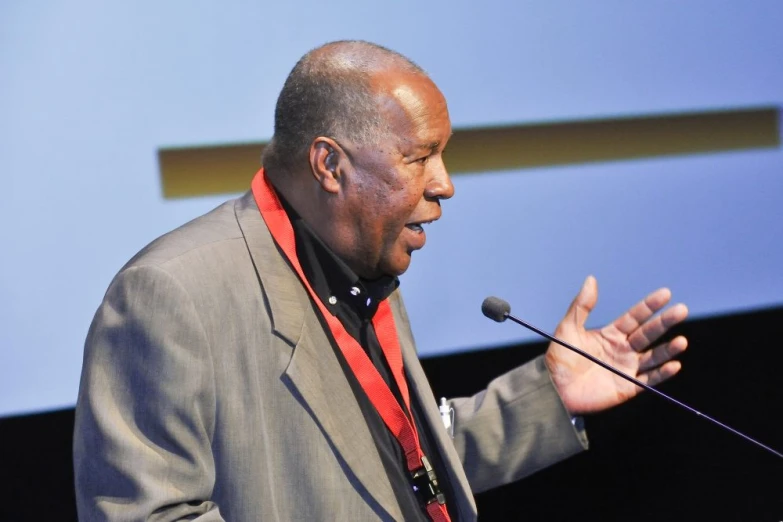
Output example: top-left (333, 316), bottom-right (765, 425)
top-left (416, 155), bottom-right (429, 165)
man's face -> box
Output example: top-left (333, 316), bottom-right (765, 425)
top-left (337, 71), bottom-right (454, 279)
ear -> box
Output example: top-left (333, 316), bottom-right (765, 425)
top-left (308, 137), bottom-right (345, 195)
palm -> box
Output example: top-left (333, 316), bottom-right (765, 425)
top-left (545, 276), bottom-right (689, 416)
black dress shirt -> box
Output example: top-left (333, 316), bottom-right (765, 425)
top-left (280, 197), bottom-right (456, 521)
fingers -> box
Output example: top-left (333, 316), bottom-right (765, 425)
top-left (627, 303), bottom-right (689, 352)
top-left (637, 360), bottom-right (682, 387)
top-left (638, 335), bottom-right (688, 372)
top-left (563, 275), bottom-right (598, 329)
top-left (611, 287), bottom-right (672, 335)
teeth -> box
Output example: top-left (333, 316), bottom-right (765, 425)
top-left (406, 220), bottom-right (433, 233)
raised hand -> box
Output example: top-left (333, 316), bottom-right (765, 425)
top-left (545, 276), bottom-right (689, 416)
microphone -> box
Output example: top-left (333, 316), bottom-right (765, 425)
top-left (481, 296), bottom-right (783, 460)
top-left (481, 297), bottom-right (510, 322)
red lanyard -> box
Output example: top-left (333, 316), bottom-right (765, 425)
top-left (251, 168), bottom-right (450, 522)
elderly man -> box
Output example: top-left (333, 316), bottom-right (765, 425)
top-left (74, 41), bottom-right (688, 521)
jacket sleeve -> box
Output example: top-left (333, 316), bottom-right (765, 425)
top-left (73, 265), bottom-right (225, 521)
top-left (389, 289), bottom-right (588, 495)
top-left (449, 355), bottom-right (589, 493)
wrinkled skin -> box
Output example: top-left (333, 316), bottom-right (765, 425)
top-left (546, 276), bottom-right (688, 415)
top-left (315, 70), bottom-right (454, 279)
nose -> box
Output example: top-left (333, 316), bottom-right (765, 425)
top-left (424, 156), bottom-right (455, 201)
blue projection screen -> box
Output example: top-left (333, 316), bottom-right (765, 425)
top-left (1, 1), bottom-right (781, 416)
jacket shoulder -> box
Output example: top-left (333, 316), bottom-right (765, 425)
top-left (122, 195), bottom-right (247, 272)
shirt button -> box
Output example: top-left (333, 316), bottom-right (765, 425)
top-left (350, 287), bottom-right (361, 296)
top-left (328, 296), bottom-right (337, 305)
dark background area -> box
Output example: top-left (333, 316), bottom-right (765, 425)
top-left (1, 307), bottom-right (781, 521)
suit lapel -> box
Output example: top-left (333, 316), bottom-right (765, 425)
top-left (234, 191), bottom-right (305, 346)
top-left (285, 315), bottom-right (403, 520)
top-left (234, 192), bottom-right (402, 520)
top-left (390, 291), bottom-right (478, 521)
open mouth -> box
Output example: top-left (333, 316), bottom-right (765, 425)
top-left (405, 220), bottom-right (432, 233)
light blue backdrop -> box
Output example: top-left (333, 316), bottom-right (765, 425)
top-left (1, 1), bottom-right (781, 416)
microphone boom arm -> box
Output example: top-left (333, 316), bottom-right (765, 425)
top-left (493, 304), bottom-right (783, 460)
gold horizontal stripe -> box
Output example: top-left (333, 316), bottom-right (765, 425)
top-left (158, 106), bottom-right (780, 199)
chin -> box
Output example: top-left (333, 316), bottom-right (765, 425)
top-left (389, 267), bottom-right (409, 277)
top-left (381, 257), bottom-right (412, 277)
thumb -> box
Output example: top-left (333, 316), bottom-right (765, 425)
top-left (562, 275), bottom-right (598, 330)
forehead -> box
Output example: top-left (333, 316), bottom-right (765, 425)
top-left (371, 70), bottom-right (450, 146)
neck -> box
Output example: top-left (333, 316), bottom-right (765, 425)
top-left (265, 167), bottom-right (381, 280)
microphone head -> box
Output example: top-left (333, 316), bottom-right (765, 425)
top-left (482, 297), bottom-right (511, 322)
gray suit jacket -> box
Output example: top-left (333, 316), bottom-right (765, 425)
top-left (74, 192), bottom-right (587, 521)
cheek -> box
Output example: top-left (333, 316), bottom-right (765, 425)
top-left (355, 166), bottom-right (422, 245)
top-left (382, 192), bottom-right (418, 233)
